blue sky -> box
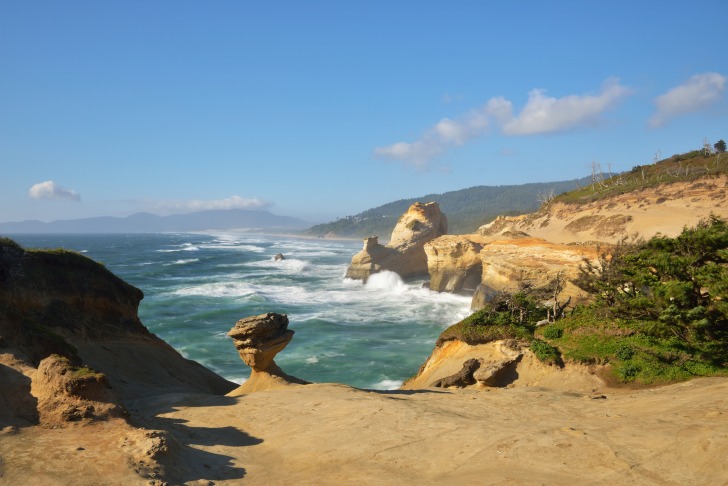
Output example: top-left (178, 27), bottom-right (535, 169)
top-left (1, 1), bottom-right (726, 224)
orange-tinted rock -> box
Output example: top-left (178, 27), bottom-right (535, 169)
top-left (424, 234), bottom-right (487, 292)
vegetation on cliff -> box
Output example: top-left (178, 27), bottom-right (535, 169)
top-left (553, 148), bottom-right (727, 206)
top-left (439, 216), bottom-right (728, 384)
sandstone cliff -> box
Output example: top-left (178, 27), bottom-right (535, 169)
top-left (0, 238), bottom-right (235, 427)
top-left (424, 234), bottom-right (487, 293)
top-left (346, 201), bottom-right (447, 281)
top-left (478, 175), bottom-right (728, 244)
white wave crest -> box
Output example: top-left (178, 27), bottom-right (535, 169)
top-left (364, 271), bottom-right (408, 293)
top-left (201, 243), bottom-right (265, 253)
top-left (166, 258), bottom-right (199, 266)
top-left (370, 379), bottom-right (403, 390)
top-left (157, 243), bottom-right (200, 252)
top-left (173, 281), bottom-right (256, 298)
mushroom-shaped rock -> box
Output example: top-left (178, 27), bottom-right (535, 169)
top-left (227, 312), bottom-right (307, 395)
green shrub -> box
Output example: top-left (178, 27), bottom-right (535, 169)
top-left (616, 345), bottom-right (635, 361)
top-left (617, 363), bottom-right (641, 381)
top-left (530, 339), bottom-right (561, 364)
top-left (542, 326), bottom-right (563, 339)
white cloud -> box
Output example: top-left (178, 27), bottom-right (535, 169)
top-left (501, 78), bottom-right (631, 135)
top-left (154, 195), bottom-right (272, 213)
top-left (374, 108), bottom-right (490, 170)
top-left (649, 72), bottom-right (726, 127)
top-left (28, 181), bottom-right (81, 201)
top-left (374, 78), bottom-right (631, 169)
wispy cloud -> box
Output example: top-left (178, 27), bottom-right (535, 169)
top-left (500, 78), bottom-right (631, 135)
top-left (28, 180), bottom-right (81, 201)
top-left (153, 195), bottom-right (272, 214)
top-left (374, 108), bottom-right (490, 169)
top-left (649, 72), bottom-right (726, 127)
top-left (375, 78), bottom-right (631, 170)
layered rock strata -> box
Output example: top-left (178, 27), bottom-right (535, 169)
top-left (471, 237), bottom-right (598, 309)
top-left (477, 176), bottom-right (728, 244)
top-left (424, 234), bottom-right (488, 292)
top-left (346, 202), bottom-right (447, 282)
top-left (227, 312), bottom-right (307, 395)
top-left (0, 238), bottom-right (236, 427)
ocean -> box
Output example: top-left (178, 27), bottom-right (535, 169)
top-left (9, 232), bottom-right (472, 389)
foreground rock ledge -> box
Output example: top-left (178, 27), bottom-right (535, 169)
top-left (227, 312), bottom-right (307, 395)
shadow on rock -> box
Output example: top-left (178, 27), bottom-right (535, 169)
top-left (0, 362), bottom-right (39, 428)
top-left (128, 394), bottom-right (262, 484)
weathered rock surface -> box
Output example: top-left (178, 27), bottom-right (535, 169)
top-left (228, 312), bottom-right (294, 371)
top-left (31, 354), bottom-right (125, 426)
top-left (346, 202), bottom-right (447, 282)
top-left (471, 237), bottom-right (598, 310)
top-left (428, 340), bottom-right (524, 388)
top-left (0, 238), bottom-right (236, 427)
top-left (424, 234), bottom-right (488, 292)
top-left (477, 175), bottom-right (728, 244)
top-left (227, 312), bottom-right (307, 394)
top-left (403, 338), bottom-right (604, 391)
top-left (472, 341), bottom-right (523, 386)
top-left (430, 358), bottom-right (481, 388)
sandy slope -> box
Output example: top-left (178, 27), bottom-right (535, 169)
top-left (480, 175), bottom-right (728, 244)
top-left (4, 377), bottom-right (725, 485)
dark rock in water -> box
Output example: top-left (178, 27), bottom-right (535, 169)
top-left (274, 253), bottom-right (285, 261)
top-left (431, 358), bottom-right (481, 388)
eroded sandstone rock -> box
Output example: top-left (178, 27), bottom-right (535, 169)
top-left (424, 235), bottom-right (487, 292)
top-left (228, 312), bottom-right (294, 371)
top-left (227, 312), bottom-right (307, 394)
top-left (346, 202), bottom-right (447, 282)
top-left (471, 237), bottom-right (598, 310)
top-left (31, 354), bottom-right (125, 426)
top-left (430, 358), bottom-right (481, 388)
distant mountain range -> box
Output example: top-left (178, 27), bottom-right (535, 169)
top-left (304, 176), bottom-right (592, 239)
top-left (0, 209), bottom-right (311, 234)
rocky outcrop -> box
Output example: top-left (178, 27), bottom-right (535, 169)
top-left (428, 340), bottom-right (523, 388)
top-left (471, 237), bottom-right (598, 310)
top-left (346, 202), bottom-right (447, 282)
top-left (227, 312), bottom-right (307, 394)
top-left (31, 354), bottom-right (125, 426)
top-left (403, 338), bottom-right (603, 391)
top-left (431, 358), bottom-right (481, 388)
top-left (424, 234), bottom-right (488, 292)
top-left (0, 238), bottom-right (236, 427)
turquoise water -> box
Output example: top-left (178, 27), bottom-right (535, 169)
top-left (9, 233), bottom-right (472, 389)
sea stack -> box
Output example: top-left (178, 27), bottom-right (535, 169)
top-left (346, 201), bottom-right (447, 282)
top-left (227, 312), bottom-right (307, 395)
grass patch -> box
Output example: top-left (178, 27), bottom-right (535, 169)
top-left (552, 151), bottom-right (726, 206)
top-left (530, 339), bottom-right (561, 365)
